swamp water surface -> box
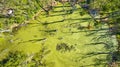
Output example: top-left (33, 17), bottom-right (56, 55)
top-left (0, 4), bottom-right (118, 67)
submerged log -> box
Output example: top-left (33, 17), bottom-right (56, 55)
top-left (10, 23), bottom-right (27, 32)
top-left (0, 29), bottom-right (11, 33)
top-left (10, 23), bottom-right (20, 32)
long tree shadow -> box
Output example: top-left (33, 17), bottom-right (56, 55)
top-left (75, 51), bottom-right (110, 67)
top-left (80, 26), bottom-right (120, 66)
top-left (77, 51), bottom-right (112, 67)
top-left (54, 6), bottom-right (71, 8)
top-left (41, 17), bottom-right (92, 26)
top-left (17, 38), bottom-right (46, 45)
top-left (63, 17), bottom-right (119, 66)
top-left (50, 4), bottom-right (81, 17)
top-left (42, 19), bottom-right (65, 25)
top-left (50, 13), bottom-right (69, 17)
top-left (26, 3), bottom-right (120, 66)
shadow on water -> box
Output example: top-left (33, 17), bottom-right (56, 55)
top-left (61, 18), bottom-right (119, 66)
top-left (51, 6), bottom-right (81, 17)
top-left (1, 4), bottom-right (119, 67)
top-left (39, 29), bottom-right (57, 33)
top-left (66, 18), bottom-right (91, 21)
top-left (50, 13), bottom-right (68, 17)
top-left (41, 17), bottom-right (92, 26)
top-left (42, 19), bottom-right (64, 25)
top-left (75, 52), bottom-right (109, 67)
top-left (54, 6), bottom-right (71, 8)
top-left (17, 38), bottom-right (46, 44)
top-left (79, 26), bottom-right (120, 66)
top-left (76, 51), bottom-right (113, 67)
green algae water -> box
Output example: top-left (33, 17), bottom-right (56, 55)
top-left (0, 3), bottom-right (118, 67)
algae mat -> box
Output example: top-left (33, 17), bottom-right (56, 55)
top-left (0, 4), bottom-right (118, 67)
